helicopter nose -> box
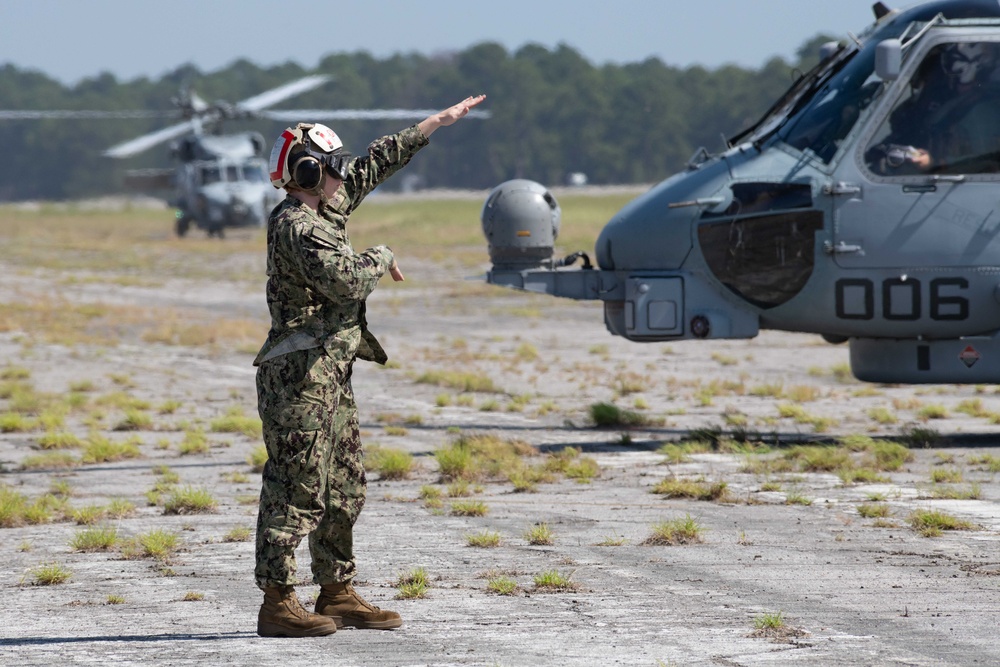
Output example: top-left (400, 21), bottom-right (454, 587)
top-left (596, 179), bottom-right (701, 271)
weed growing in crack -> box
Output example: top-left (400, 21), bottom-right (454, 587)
top-left (642, 515), bottom-right (704, 545)
top-left (524, 523), bottom-right (554, 545)
top-left (247, 445), bottom-right (268, 472)
top-left (31, 562), bottom-right (72, 585)
top-left (366, 446), bottom-right (415, 480)
top-left (465, 530), bottom-right (502, 548)
top-left (450, 500), bottom-right (488, 517)
top-left (395, 568), bottom-right (429, 599)
top-left (857, 502), bottom-right (891, 519)
top-left (486, 576), bottom-right (519, 595)
top-left (70, 525), bottom-right (119, 552)
top-left (908, 509), bottom-right (978, 537)
top-left (533, 569), bottom-right (577, 592)
top-left (163, 486), bottom-right (217, 515)
top-left (651, 478), bottom-right (729, 501)
top-left (121, 529), bottom-right (180, 561)
top-left (223, 526), bottom-right (252, 542)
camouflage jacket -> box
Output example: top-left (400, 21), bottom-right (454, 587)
top-left (253, 125), bottom-right (429, 369)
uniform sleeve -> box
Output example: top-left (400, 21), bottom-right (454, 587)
top-left (287, 223), bottom-right (394, 303)
top-left (344, 125), bottom-right (429, 205)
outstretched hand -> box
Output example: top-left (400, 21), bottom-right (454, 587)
top-left (389, 259), bottom-right (404, 282)
top-left (419, 95), bottom-right (487, 137)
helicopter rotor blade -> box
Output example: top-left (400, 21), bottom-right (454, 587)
top-left (236, 74), bottom-right (331, 112)
top-left (262, 108), bottom-right (492, 121)
top-left (188, 91), bottom-right (210, 114)
top-left (103, 119), bottom-right (199, 158)
top-left (0, 110), bottom-right (172, 120)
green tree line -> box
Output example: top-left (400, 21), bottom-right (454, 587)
top-left (0, 36), bottom-right (834, 201)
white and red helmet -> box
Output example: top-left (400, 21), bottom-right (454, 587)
top-left (268, 122), bottom-right (345, 189)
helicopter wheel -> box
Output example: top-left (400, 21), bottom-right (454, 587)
top-left (175, 216), bottom-right (191, 237)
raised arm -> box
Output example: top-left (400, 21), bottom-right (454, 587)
top-left (418, 95), bottom-right (487, 138)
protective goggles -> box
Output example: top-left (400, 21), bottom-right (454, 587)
top-left (319, 151), bottom-right (352, 180)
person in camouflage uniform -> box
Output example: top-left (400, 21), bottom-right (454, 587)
top-left (253, 95), bottom-right (486, 638)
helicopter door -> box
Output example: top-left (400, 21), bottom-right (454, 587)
top-left (833, 38), bottom-right (1000, 271)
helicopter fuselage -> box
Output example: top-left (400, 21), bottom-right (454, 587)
top-left (485, 0), bottom-right (1000, 383)
top-left (170, 133), bottom-right (282, 236)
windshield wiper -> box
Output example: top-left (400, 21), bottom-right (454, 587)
top-left (728, 44), bottom-right (850, 149)
top-left (753, 49), bottom-right (857, 152)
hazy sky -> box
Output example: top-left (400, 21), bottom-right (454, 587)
top-left (2, 0), bottom-right (893, 85)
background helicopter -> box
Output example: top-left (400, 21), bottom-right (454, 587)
top-left (1, 75), bottom-right (465, 237)
top-left (482, 0), bottom-right (1000, 385)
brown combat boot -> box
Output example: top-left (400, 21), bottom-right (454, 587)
top-left (315, 582), bottom-right (403, 629)
top-left (257, 586), bottom-right (338, 637)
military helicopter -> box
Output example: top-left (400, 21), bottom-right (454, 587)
top-left (108, 75), bottom-right (468, 237)
top-left (2, 75), bottom-right (459, 237)
top-left (482, 0), bottom-right (1000, 384)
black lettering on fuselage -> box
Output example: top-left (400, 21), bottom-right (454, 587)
top-left (835, 277), bottom-right (969, 322)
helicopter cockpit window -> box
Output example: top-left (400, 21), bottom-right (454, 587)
top-left (779, 46), bottom-right (882, 163)
top-left (865, 42), bottom-right (1000, 176)
top-left (201, 166), bottom-right (222, 185)
top-left (244, 163), bottom-right (267, 183)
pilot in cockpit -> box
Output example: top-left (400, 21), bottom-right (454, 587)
top-left (867, 42), bottom-right (1000, 175)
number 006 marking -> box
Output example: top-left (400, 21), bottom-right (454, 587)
top-left (835, 277), bottom-right (969, 321)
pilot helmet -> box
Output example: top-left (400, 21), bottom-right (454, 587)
top-left (268, 122), bottom-right (352, 191)
top-left (941, 42), bottom-right (996, 86)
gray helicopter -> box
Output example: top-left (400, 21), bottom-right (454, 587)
top-left (105, 76), bottom-right (463, 237)
top-left (482, 0), bottom-right (1000, 384)
top-left (2, 76), bottom-right (461, 237)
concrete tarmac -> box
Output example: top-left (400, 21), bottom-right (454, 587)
top-left (1, 251), bottom-right (999, 666)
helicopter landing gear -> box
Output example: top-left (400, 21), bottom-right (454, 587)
top-left (175, 215), bottom-right (191, 237)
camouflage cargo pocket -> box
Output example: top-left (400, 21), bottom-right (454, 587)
top-left (257, 347), bottom-right (336, 432)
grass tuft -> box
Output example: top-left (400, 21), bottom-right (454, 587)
top-left (32, 563), bottom-right (72, 585)
top-left (486, 576), bottom-right (519, 596)
top-left (465, 530), bottom-right (502, 548)
top-left (70, 525), bottom-right (119, 552)
top-left (121, 529), bottom-right (180, 561)
top-left (366, 446), bottom-right (415, 480)
top-left (533, 569), bottom-right (578, 592)
top-left (651, 477), bottom-right (729, 501)
top-left (210, 407), bottom-right (262, 437)
top-left (450, 500), bottom-right (489, 517)
top-left (395, 567), bottom-right (429, 599)
top-left (857, 502), bottom-right (892, 519)
top-left (642, 515), bottom-right (705, 545)
top-left (589, 402), bottom-right (649, 428)
top-left (524, 523), bottom-right (554, 546)
top-left (163, 486), bottom-right (217, 515)
top-left (223, 526), bottom-right (252, 542)
top-left (247, 445), bottom-right (268, 472)
top-left (908, 509), bottom-right (977, 537)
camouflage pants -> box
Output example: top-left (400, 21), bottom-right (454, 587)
top-left (254, 346), bottom-right (366, 589)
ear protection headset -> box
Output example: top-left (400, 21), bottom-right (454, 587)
top-left (289, 150), bottom-right (352, 191)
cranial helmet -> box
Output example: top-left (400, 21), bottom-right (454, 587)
top-left (942, 42), bottom-right (996, 86)
top-left (268, 122), bottom-right (350, 191)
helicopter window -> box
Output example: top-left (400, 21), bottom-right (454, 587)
top-left (701, 182), bottom-right (812, 219)
top-left (698, 210), bottom-right (823, 309)
top-left (226, 166), bottom-right (240, 182)
top-left (780, 45), bottom-right (882, 163)
top-left (865, 42), bottom-right (1000, 176)
top-left (244, 163), bottom-right (267, 183)
top-left (201, 166), bottom-right (222, 185)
